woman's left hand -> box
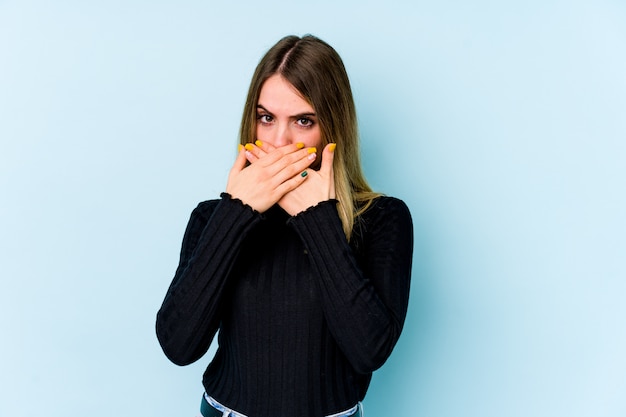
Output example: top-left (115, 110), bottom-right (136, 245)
top-left (245, 142), bottom-right (336, 215)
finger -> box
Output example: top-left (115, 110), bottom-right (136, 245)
top-left (253, 143), bottom-right (302, 168)
top-left (260, 146), bottom-right (316, 179)
top-left (245, 148), bottom-right (259, 164)
top-left (252, 140), bottom-right (271, 160)
top-left (249, 140), bottom-right (300, 163)
top-left (261, 154), bottom-right (312, 195)
top-left (329, 163), bottom-right (336, 199)
top-left (254, 140), bottom-right (272, 156)
top-left (274, 147), bottom-right (317, 179)
top-left (257, 141), bottom-right (306, 153)
top-left (245, 141), bottom-right (291, 160)
top-left (244, 143), bottom-right (264, 160)
top-left (231, 144), bottom-right (248, 174)
top-left (275, 169), bottom-right (310, 196)
top-left (258, 141), bottom-right (307, 158)
top-left (320, 143), bottom-right (336, 177)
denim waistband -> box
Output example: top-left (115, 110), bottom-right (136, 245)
top-left (201, 393), bottom-right (362, 417)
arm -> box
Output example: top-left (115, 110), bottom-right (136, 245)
top-left (157, 144), bottom-right (314, 365)
top-left (156, 194), bottom-right (262, 366)
top-left (288, 197), bottom-right (413, 374)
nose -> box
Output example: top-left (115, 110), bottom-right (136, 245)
top-left (270, 123), bottom-right (292, 147)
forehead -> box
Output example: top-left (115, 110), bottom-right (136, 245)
top-left (258, 75), bottom-right (314, 113)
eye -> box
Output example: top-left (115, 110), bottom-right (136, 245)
top-left (257, 114), bottom-right (273, 125)
top-left (296, 117), bottom-right (314, 128)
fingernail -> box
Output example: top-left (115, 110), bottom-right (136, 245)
top-left (307, 153), bottom-right (317, 161)
top-left (255, 140), bottom-right (263, 147)
top-left (244, 143), bottom-right (254, 151)
top-left (301, 171), bottom-right (308, 177)
top-left (238, 144), bottom-right (244, 151)
top-left (329, 143), bottom-right (337, 152)
top-left (307, 147), bottom-right (317, 154)
top-left (296, 143), bottom-right (305, 149)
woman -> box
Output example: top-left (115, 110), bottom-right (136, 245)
top-left (156, 35), bottom-right (413, 417)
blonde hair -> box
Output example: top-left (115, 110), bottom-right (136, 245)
top-left (239, 35), bottom-right (380, 239)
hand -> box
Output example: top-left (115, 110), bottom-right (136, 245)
top-left (246, 141), bottom-right (336, 215)
top-left (226, 143), bottom-right (316, 213)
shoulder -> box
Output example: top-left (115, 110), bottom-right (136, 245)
top-left (195, 199), bottom-right (221, 214)
top-left (349, 196), bottom-right (413, 260)
top-left (189, 199), bottom-right (221, 223)
top-left (352, 196), bottom-right (412, 243)
top-left (360, 196), bottom-right (412, 223)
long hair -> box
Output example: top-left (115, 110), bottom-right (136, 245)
top-left (239, 35), bottom-right (379, 239)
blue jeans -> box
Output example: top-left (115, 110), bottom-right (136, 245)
top-left (200, 393), bottom-right (363, 417)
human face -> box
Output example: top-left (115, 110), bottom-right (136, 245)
top-left (256, 74), bottom-right (322, 151)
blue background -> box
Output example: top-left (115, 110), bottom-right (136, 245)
top-left (1, 1), bottom-right (625, 416)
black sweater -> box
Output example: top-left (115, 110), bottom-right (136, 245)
top-left (156, 193), bottom-right (413, 417)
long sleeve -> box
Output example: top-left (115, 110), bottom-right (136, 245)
top-left (287, 197), bottom-right (413, 374)
top-left (156, 193), bottom-right (262, 366)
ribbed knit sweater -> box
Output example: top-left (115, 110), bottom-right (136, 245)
top-left (156, 193), bottom-right (413, 417)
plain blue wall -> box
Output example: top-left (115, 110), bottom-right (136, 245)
top-left (1, 1), bottom-right (625, 416)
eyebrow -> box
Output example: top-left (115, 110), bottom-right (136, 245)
top-left (256, 104), bottom-right (317, 119)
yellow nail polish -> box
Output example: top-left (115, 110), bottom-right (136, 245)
top-left (244, 143), bottom-right (254, 151)
top-left (238, 144), bottom-right (244, 151)
top-left (255, 140), bottom-right (263, 147)
top-left (296, 143), bottom-right (305, 149)
top-left (307, 147), bottom-right (317, 154)
top-left (329, 143), bottom-right (337, 152)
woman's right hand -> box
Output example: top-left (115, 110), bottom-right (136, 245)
top-left (225, 143), bottom-right (317, 213)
